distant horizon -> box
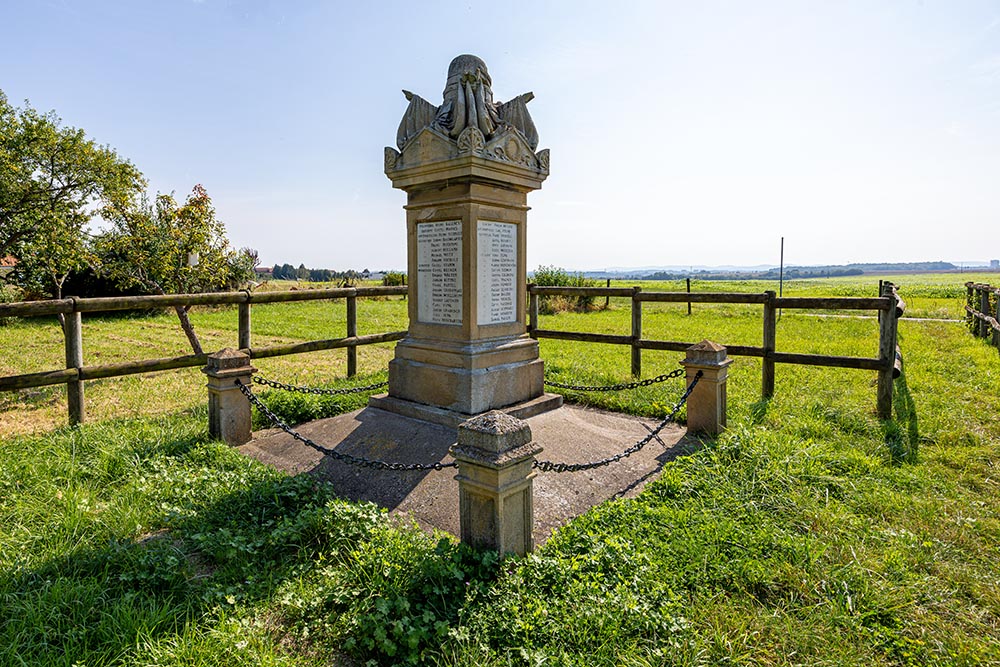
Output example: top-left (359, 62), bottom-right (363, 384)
top-left (259, 258), bottom-right (1000, 275)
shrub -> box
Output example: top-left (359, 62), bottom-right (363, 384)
top-left (382, 271), bottom-right (407, 287)
top-left (532, 265), bottom-right (597, 314)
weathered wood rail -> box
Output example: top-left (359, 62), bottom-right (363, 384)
top-left (0, 286), bottom-right (408, 425)
top-left (965, 282), bottom-right (1000, 350)
top-left (528, 282), bottom-right (904, 419)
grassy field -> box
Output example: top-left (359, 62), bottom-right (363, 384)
top-left (1, 272), bottom-right (999, 665)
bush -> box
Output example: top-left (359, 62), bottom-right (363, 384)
top-left (0, 282), bottom-right (20, 325)
top-left (382, 271), bottom-right (406, 287)
top-left (532, 265), bottom-right (597, 314)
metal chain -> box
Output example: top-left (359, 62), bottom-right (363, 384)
top-left (253, 368), bottom-right (683, 396)
top-left (236, 380), bottom-right (456, 471)
top-left (544, 368), bottom-right (685, 392)
top-left (533, 371), bottom-right (701, 473)
top-left (252, 375), bottom-right (388, 396)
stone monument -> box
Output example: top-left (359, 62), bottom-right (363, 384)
top-left (370, 55), bottom-right (561, 426)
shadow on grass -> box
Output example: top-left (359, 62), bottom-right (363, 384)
top-left (0, 425), bottom-right (496, 666)
top-left (884, 371), bottom-right (919, 465)
top-left (748, 398), bottom-right (770, 425)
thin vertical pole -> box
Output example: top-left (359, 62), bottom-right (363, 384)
top-left (877, 281), bottom-right (898, 420)
top-left (778, 237), bottom-right (784, 319)
top-left (686, 277), bottom-right (692, 316)
top-left (64, 309), bottom-right (85, 425)
top-left (762, 290), bottom-right (776, 399)
top-left (346, 293), bottom-right (357, 377)
top-left (604, 278), bottom-right (611, 309)
top-left (238, 301), bottom-right (251, 350)
top-left (631, 286), bottom-right (642, 378)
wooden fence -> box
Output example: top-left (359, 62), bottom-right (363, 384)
top-left (528, 282), bottom-right (904, 419)
top-left (0, 286), bottom-right (408, 425)
top-left (965, 281), bottom-right (1000, 350)
top-left (1, 282), bottom-right (906, 427)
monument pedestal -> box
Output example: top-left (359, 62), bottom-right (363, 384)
top-left (372, 55), bottom-right (559, 427)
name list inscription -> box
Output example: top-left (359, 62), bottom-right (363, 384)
top-left (476, 221), bottom-right (517, 325)
top-left (417, 221), bottom-right (463, 325)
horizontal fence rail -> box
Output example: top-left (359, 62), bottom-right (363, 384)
top-left (527, 283), bottom-right (903, 419)
top-left (0, 286), bottom-right (408, 425)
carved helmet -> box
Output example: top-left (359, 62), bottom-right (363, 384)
top-left (443, 54), bottom-right (492, 97)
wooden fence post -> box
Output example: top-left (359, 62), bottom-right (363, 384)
top-left (686, 277), bottom-right (692, 316)
top-left (980, 287), bottom-right (990, 339)
top-left (528, 284), bottom-right (538, 337)
top-left (346, 292), bottom-right (357, 377)
top-left (604, 278), bottom-right (611, 309)
top-left (966, 282), bottom-right (974, 328)
top-left (64, 307), bottom-right (84, 425)
top-left (631, 286), bottom-right (642, 378)
top-left (994, 289), bottom-right (1000, 350)
top-left (238, 300), bottom-right (251, 350)
top-left (762, 290), bottom-right (776, 399)
top-left (877, 282), bottom-right (898, 420)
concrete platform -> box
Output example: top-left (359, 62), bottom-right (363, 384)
top-left (240, 404), bottom-right (701, 547)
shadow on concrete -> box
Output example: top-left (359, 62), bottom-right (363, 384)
top-left (243, 403), bottom-right (694, 547)
top-left (610, 430), bottom-right (707, 501)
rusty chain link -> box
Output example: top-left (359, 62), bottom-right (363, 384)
top-left (532, 370), bottom-right (701, 473)
top-left (252, 375), bottom-right (388, 396)
top-left (544, 368), bottom-right (685, 392)
top-left (236, 379), bottom-right (456, 471)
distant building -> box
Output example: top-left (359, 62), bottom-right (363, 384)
top-left (254, 265), bottom-right (273, 279)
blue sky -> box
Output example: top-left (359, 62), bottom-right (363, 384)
top-left (3, 1), bottom-right (999, 271)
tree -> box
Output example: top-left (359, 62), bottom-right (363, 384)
top-left (0, 90), bottom-right (144, 264)
top-left (96, 184), bottom-right (257, 354)
top-left (7, 205), bottom-right (92, 303)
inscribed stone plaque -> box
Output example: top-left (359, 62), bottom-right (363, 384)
top-left (476, 221), bottom-right (517, 325)
top-left (417, 221), bottom-right (463, 325)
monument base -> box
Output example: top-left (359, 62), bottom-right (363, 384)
top-left (367, 392), bottom-right (563, 429)
top-left (386, 335), bottom-right (546, 414)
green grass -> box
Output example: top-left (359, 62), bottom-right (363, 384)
top-left (1, 273), bottom-right (999, 665)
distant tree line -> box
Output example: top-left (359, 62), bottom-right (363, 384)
top-left (640, 261), bottom-right (957, 282)
top-left (270, 264), bottom-right (376, 283)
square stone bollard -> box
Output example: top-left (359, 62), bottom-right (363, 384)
top-left (202, 348), bottom-right (256, 446)
top-left (449, 411), bottom-right (541, 556)
top-left (679, 340), bottom-right (732, 436)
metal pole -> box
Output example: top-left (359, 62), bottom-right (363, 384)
top-left (778, 236), bottom-right (784, 319)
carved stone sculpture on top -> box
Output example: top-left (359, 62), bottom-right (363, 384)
top-left (387, 54), bottom-right (548, 174)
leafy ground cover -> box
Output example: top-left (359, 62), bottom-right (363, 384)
top-left (1, 273), bottom-right (999, 665)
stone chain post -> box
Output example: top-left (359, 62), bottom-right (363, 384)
top-left (202, 348), bottom-right (256, 446)
top-left (679, 340), bottom-right (732, 436)
top-left (449, 411), bottom-right (541, 555)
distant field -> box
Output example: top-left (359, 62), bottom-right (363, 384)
top-left (0, 273), bottom-right (991, 435)
top-left (1, 273), bottom-right (999, 665)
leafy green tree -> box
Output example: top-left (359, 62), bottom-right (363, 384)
top-left (7, 206), bottom-right (92, 303)
top-left (96, 184), bottom-right (257, 354)
top-left (0, 90), bottom-right (144, 267)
